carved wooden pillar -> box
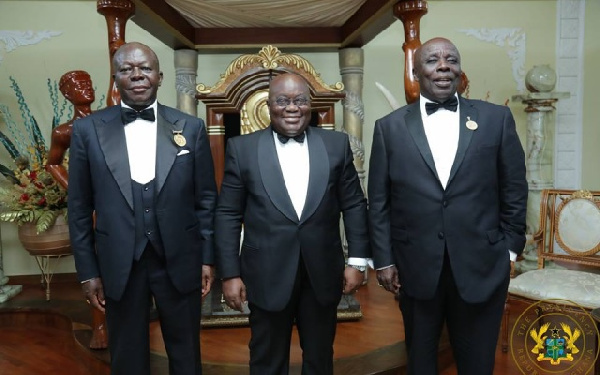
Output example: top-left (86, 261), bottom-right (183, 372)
top-left (317, 111), bottom-right (335, 130)
top-left (394, 1), bottom-right (468, 104)
top-left (207, 111), bottom-right (226, 190)
top-left (175, 49), bottom-right (199, 116)
top-left (394, 0), bottom-right (428, 104)
top-left (339, 48), bottom-right (366, 189)
top-left (97, 0), bottom-right (135, 106)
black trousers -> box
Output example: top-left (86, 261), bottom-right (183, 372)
top-left (248, 257), bottom-right (338, 375)
top-left (400, 250), bottom-right (509, 375)
top-left (105, 245), bottom-right (203, 375)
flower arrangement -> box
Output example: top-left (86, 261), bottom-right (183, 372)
top-left (0, 77), bottom-right (74, 233)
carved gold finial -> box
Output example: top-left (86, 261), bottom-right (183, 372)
top-left (196, 45), bottom-right (344, 95)
top-left (571, 190), bottom-right (594, 200)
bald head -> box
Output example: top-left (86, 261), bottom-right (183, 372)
top-left (112, 42), bottom-right (160, 72)
top-left (112, 42), bottom-right (163, 110)
top-left (268, 73), bottom-right (312, 137)
top-left (413, 37), bottom-right (462, 102)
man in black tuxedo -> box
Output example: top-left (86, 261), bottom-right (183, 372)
top-left (215, 73), bottom-right (370, 375)
top-left (67, 42), bottom-right (217, 375)
top-left (368, 38), bottom-right (527, 375)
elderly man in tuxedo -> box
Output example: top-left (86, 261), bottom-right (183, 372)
top-left (68, 42), bottom-right (217, 375)
top-left (368, 37), bottom-right (527, 375)
top-left (215, 73), bottom-right (370, 375)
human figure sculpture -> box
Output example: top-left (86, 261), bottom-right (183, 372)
top-left (45, 70), bottom-right (109, 350)
top-left (46, 70), bottom-right (94, 189)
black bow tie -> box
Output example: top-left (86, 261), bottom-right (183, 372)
top-left (121, 107), bottom-right (155, 124)
top-left (425, 96), bottom-right (458, 116)
top-left (277, 132), bottom-right (305, 144)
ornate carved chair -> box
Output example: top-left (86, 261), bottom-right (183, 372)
top-left (501, 189), bottom-right (600, 351)
top-left (195, 45), bottom-right (362, 326)
top-left (195, 45), bottom-right (345, 188)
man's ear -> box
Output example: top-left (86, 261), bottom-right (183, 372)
top-left (412, 69), bottom-right (419, 82)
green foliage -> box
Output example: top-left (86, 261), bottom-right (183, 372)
top-left (0, 77), bottom-right (70, 233)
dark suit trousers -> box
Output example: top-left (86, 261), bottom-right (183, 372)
top-left (105, 245), bottom-right (203, 375)
top-left (400, 250), bottom-right (509, 375)
top-left (248, 256), bottom-right (338, 375)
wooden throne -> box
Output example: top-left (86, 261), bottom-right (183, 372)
top-left (196, 45), bottom-right (345, 189)
top-left (196, 45), bottom-right (362, 327)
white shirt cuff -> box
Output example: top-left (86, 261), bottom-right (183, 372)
top-left (347, 257), bottom-right (371, 268)
top-left (509, 250), bottom-right (517, 262)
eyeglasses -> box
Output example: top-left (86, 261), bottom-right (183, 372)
top-left (274, 97), bottom-right (310, 107)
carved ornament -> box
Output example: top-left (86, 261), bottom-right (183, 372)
top-left (196, 45), bottom-right (344, 95)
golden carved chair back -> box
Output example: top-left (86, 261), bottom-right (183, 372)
top-left (196, 45), bottom-right (345, 188)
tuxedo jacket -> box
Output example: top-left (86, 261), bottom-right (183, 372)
top-left (215, 126), bottom-right (370, 312)
top-left (67, 104), bottom-right (217, 301)
top-left (368, 96), bottom-right (527, 303)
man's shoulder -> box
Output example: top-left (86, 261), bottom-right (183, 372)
top-left (73, 105), bottom-right (118, 125)
top-left (376, 101), bottom-right (417, 124)
top-left (309, 126), bottom-right (348, 143)
top-left (460, 97), bottom-right (508, 113)
top-left (229, 127), bottom-right (267, 145)
top-left (88, 105), bottom-right (120, 117)
top-left (159, 104), bottom-right (205, 124)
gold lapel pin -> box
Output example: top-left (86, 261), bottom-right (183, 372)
top-left (466, 116), bottom-right (478, 131)
top-left (173, 130), bottom-right (187, 147)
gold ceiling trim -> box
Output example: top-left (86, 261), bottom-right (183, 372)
top-left (196, 45), bottom-right (344, 94)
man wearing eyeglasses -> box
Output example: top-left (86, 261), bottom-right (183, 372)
top-left (215, 73), bottom-right (370, 375)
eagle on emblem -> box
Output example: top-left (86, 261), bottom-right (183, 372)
top-left (530, 322), bottom-right (550, 354)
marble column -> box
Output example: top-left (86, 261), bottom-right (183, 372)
top-left (339, 48), bottom-right (368, 282)
top-left (339, 48), bottom-right (366, 190)
top-left (175, 49), bottom-right (199, 116)
top-left (511, 91), bottom-right (569, 273)
top-left (0, 226), bottom-right (22, 303)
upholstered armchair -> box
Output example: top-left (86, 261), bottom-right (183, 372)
top-left (501, 189), bottom-right (600, 352)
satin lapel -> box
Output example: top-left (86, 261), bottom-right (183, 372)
top-left (95, 110), bottom-right (134, 210)
top-left (258, 130), bottom-right (299, 223)
top-left (300, 128), bottom-right (328, 223)
top-left (405, 105), bottom-right (439, 181)
top-left (155, 106), bottom-right (182, 194)
top-left (447, 98), bottom-right (477, 187)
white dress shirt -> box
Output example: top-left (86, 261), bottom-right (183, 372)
top-left (376, 95), bottom-right (515, 270)
top-left (419, 95), bottom-right (516, 262)
top-left (273, 131), bottom-right (309, 220)
top-left (419, 94), bottom-right (460, 190)
top-left (122, 101), bottom-right (158, 184)
top-left (272, 131), bottom-right (367, 268)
